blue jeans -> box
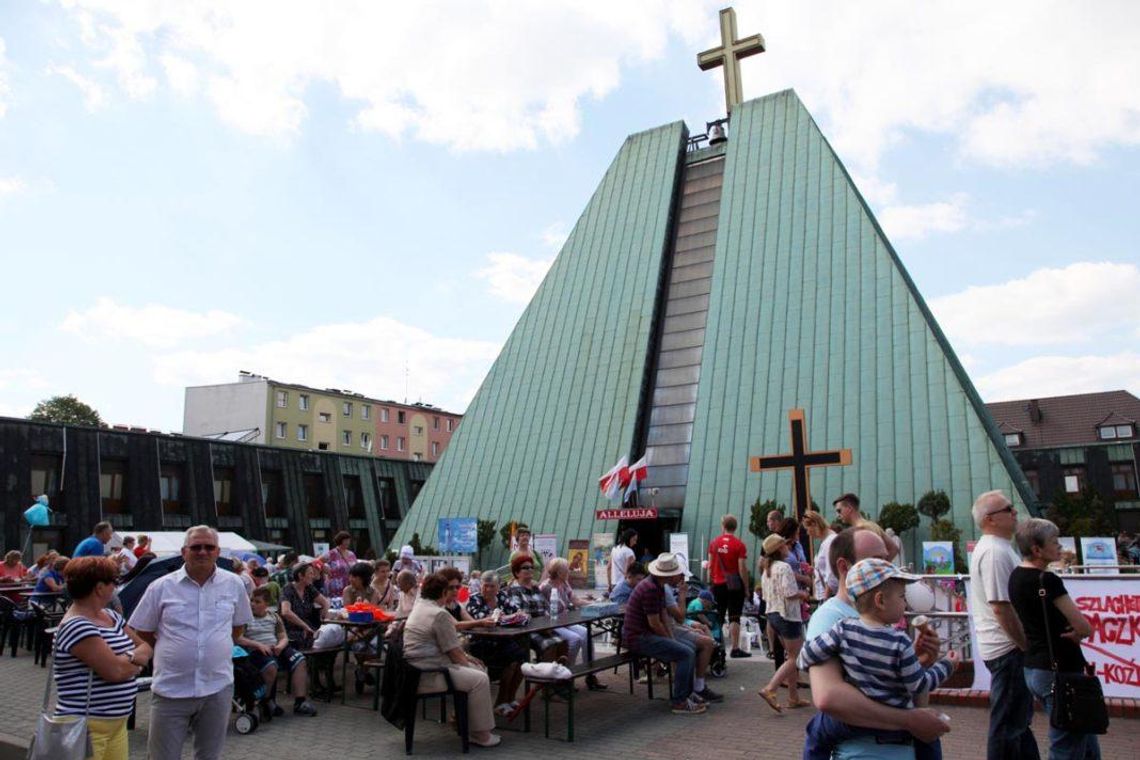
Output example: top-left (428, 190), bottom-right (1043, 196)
top-left (985, 649), bottom-right (1041, 760)
top-left (632, 634), bottom-right (695, 704)
top-left (1024, 668), bottom-right (1102, 760)
top-left (803, 711), bottom-right (941, 760)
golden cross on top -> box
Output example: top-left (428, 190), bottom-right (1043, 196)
top-left (697, 7), bottom-right (765, 113)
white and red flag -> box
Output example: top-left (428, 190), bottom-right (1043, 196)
top-left (623, 455), bottom-right (648, 503)
top-left (598, 456), bottom-right (629, 501)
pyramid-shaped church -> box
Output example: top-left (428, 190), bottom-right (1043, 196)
top-left (393, 33), bottom-right (1033, 562)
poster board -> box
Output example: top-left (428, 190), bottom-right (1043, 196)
top-left (1081, 537), bottom-right (1117, 574)
top-left (533, 534), bottom-right (558, 568)
top-left (922, 541), bottom-right (954, 575)
top-left (592, 533), bottom-right (614, 590)
top-left (670, 532), bottom-right (691, 578)
top-left (969, 575), bottom-right (1140, 698)
top-left (437, 517), bottom-right (478, 554)
top-left (568, 540), bottom-right (590, 589)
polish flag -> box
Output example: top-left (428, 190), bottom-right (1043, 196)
top-left (598, 456), bottom-right (629, 501)
top-left (623, 456), bottom-right (648, 503)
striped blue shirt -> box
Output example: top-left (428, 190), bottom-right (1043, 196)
top-left (797, 617), bottom-right (952, 708)
top-left (53, 611), bottom-right (138, 718)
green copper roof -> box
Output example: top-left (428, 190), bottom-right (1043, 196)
top-left (395, 90), bottom-right (1033, 562)
top-left (392, 121), bottom-right (687, 553)
top-left (683, 90), bottom-right (1033, 553)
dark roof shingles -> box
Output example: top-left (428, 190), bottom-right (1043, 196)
top-left (985, 390), bottom-right (1140, 448)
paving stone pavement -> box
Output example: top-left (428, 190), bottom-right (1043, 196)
top-left (1, 649), bottom-right (1136, 759)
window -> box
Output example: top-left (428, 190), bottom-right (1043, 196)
top-left (342, 430), bottom-right (351, 446)
top-left (361, 405), bottom-right (370, 420)
top-left (361, 432), bottom-right (372, 450)
top-left (397, 436), bottom-right (405, 451)
top-left (413, 452), bottom-right (422, 461)
top-left (276, 390), bottom-right (288, 408)
top-left (380, 434), bottom-right (389, 449)
top-left (433, 416), bottom-right (440, 431)
top-left (343, 475), bottom-right (365, 519)
top-left (275, 422), bottom-right (287, 439)
top-left (447, 419), bottom-right (454, 432)
top-left (343, 402), bottom-right (353, 417)
top-left (160, 464), bottom-right (183, 514)
top-left (1112, 464), bottom-right (1138, 498)
top-left (302, 473), bottom-right (324, 519)
top-left (431, 441), bottom-right (439, 457)
top-left (413, 425), bottom-right (424, 436)
top-left (318, 412), bottom-right (332, 423)
top-left (100, 460), bottom-right (127, 515)
top-left (30, 454), bottom-right (61, 501)
top-left (378, 477), bottom-right (399, 519)
top-left (1003, 433), bottom-right (1022, 447)
top-left (1099, 424), bottom-right (1135, 440)
top-left (299, 394), bottom-right (310, 411)
top-left (261, 470), bottom-right (284, 518)
top-left (318, 442), bottom-right (329, 451)
top-left (1023, 469), bottom-right (1040, 498)
top-left (213, 467), bottom-right (234, 516)
top-left (397, 411), bottom-right (406, 424)
top-left (297, 424), bottom-right (309, 442)
top-left (381, 407), bottom-right (389, 423)
top-left (1063, 467), bottom-right (1085, 494)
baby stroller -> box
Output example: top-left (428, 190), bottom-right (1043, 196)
top-left (684, 582), bottom-right (727, 679)
top-left (231, 646), bottom-right (267, 735)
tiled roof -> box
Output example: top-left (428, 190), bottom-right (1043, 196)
top-left (985, 390), bottom-right (1140, 448)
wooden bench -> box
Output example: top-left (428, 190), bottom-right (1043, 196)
top-left (522, 652), bottom-right (640, 742)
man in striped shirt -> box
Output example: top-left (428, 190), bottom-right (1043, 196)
top-left (798, 558), bottom-right (957, 760)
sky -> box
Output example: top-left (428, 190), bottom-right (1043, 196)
top-left (0, 0), bottom-right (1137, 432)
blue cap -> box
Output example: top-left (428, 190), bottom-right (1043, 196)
top-left (698, 589), bottom-right (714, 602)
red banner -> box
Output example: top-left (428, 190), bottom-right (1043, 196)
top-left (595, 508), bottom-right (658, 520)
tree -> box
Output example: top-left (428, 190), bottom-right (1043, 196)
top-left (749, 498), bottom-right (783, 541)
top-left (917, 490), bottom-right (951, 523)
top-left (408, 532), bottom-right (439, 556)
top-left (476, 519), bottom-right (497, 566)
top-left (28, 394), bottom-right (103, 427)
top-left (1046, 487), bottom-right (1115, 539)
top-left (878, 502), bottom-right (919, 536)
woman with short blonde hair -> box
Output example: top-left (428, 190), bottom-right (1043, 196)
top-left (800, 510), bottom-right (838, 600)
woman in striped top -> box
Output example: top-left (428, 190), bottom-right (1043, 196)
top-left (53, 557), bottom-right (152, 760)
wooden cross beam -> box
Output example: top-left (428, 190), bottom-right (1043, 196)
top-left (697, 7), bottom-right (765, 113)
top-left (750, 408), bottom-right (853, 530)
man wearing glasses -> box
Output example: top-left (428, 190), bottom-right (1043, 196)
top-left (129, 525), bottom-right (254, 760)
top-left (968, 491), bottom-right (1038, 760)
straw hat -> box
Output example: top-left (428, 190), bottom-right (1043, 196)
top-left (762, 534), bottom-right (786, 557)
top-left (648, 552), bottom-right (684, 577)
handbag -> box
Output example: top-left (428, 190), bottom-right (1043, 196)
top-left (1037, 572), bottom-right (1109, 735)
top-left (716, 549), bottom-right (743, 591)
top-left (28, 632), bottom-right (94, 760)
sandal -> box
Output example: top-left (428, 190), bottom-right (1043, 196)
top-left (758, 688), bottom-right (783, 713)
top-left (470, 734), bottom-right (502, 748)
top-left (786, 697), bottom-right (813, 708)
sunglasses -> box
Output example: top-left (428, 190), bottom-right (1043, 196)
top-left (518, 565), bottom-right (534, 571)
top-left (987, 505), bottom-right (1014, 517)
top-left (187, 544), bottom-right (218, 552)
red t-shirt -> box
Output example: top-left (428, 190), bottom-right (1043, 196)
top-left (708, 534), bottom-right (747, 585)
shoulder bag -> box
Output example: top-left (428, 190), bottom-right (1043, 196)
top-left (28, 629), bottom-right (94, 760)
top-left (716, 546), bottom-right (743, 591)
top-left (1038, 571), bottom-right (1109, 735)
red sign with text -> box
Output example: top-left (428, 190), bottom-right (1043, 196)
top-left (596, 508), bottom-right (658, 520)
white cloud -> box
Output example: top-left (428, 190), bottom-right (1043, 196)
top-left (159, 54), bottom-right (199, 96)
top-left (0, 368), bottom-right (49, 393)
top-left (60, 297), bottom-right (243, 348)
top-left (541, 222), bottom-right (569, 251)
top-left (977, 352), bottom-right (1140, 402)
top-left (152, 316), bottom-right (500, 415)
top-left (474, 252), bottom-right (555, 305)
top-left (930, 262), bottom-right (1140, 347)
top-left (878, 193), bottom-right (969, 242)
top-left (744, 2), bottom-right (1140, 172)
top-left (47, 64), bottom-right (107, 111)
top-left (51, 1), bottom-right (711, 150)
top-left (0, 176), bottom-right (26, 200)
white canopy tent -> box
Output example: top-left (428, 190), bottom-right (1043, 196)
top-left (131, 531), bottom-right (259, 559)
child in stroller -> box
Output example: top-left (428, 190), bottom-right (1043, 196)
top-left (685, 588), bottom-right (727, 678)
top-left (231, 646), bottom-right (268, 734)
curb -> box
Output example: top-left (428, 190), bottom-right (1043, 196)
top-left (930, 689), bottom-right (1140, 719)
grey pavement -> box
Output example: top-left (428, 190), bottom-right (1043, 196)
top-left (1, 648), bottom-right (1136, 759)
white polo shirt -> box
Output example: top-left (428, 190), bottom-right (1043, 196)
top-left (129, 567), bottom-right (253, 698)
top-left (968, 533), bottom-right (1021, 662)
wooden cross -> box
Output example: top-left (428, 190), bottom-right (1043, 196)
top-left (750, 408), bottom-right (853, 529)
top-left (697, 7), bottom-right (766, 113)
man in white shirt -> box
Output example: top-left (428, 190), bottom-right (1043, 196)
top-left (968, 490), bottom-right (1037, 760)
top-left (129, 525), bottom-right (253, 760)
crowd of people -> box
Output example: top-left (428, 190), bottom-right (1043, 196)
top-left (2, 490), bottom-right (1122, 759)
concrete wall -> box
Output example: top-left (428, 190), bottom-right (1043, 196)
top-left (183, 379), bottom-right (268, 441)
